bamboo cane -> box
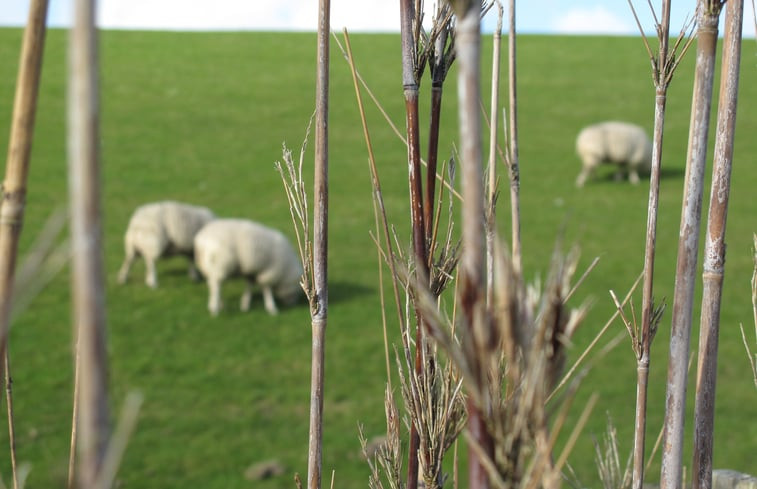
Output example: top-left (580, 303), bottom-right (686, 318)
top-left (692, 2), bottom-right (743, 489)
top-left (450, 1), bottom-right (491, 487)
top-left (68, 0), bottom-right (110, 486)
top-left (307, 1), bottom-right (330, 488)
top-left (660, 3), bottom-right (723, 489)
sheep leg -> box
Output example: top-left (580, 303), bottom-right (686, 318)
top-left (117, 248), bottom-right (136, 284)
top-left (240, 279), bottom-right (254, 312)
top-left (207, 278), bottom-right (222, 316)
top-left (575, 162), bottom-right (595, 188)
top-left (144, 257), bottom-right (159, 289)
top-left (262, 286), bottom-right (279, 315)
top-left (629, 168), bottom-right (640, 184)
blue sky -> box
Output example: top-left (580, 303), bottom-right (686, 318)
top-left (1, 0), bottom-right (755, 37)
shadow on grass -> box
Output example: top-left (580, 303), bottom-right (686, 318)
top-left (590, 165), bottom-right (685, 184)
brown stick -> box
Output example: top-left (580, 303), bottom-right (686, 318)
top-left (660, 3), bottom-right (722, 489)
top-left (68, 0), bottom-right (110, 486)
top-left (692, 2), bottom-right (743, 489)
top-left (307, 2), bottom-right (330, 489)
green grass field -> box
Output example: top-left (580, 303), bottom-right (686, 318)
top-left (0, 28), bottom-right (755, 488)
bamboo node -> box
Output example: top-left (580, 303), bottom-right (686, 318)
top-left (0, 191), bottom-right (26, 226)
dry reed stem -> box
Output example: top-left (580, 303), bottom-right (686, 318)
top-left (359, 385), bottom-right (404, 489)
top-left (0, 11), bottom-right (50, 483)
top-left (331, 34), bottom-right (463, 203)
top-left (4, 352), bottom-right (18, 489)
top-left (68, 0), bottom-right (111, 485)
top-left (505, 0), bottom-right (521, 277)
top-left (413, 236), bottom-right (591, 489)
top-left (0, 0), bottom-right (49, 362)
top-left (625, 3), bottom-right (695, 487)
top-left (549, 271), bottom-right (643, 401)
top-left (399, 2), bottom-right (429, 485)
top-left (692, 2), bottom-right (743, 488)
top-left (93, 391), bottom-right (143, 489)
top-left (341, 28), bottom-right (410, 391)
top-left (661, 4), bottom-right (723, 488)
top-left (485, 0), bottom-right (503, 309)
top-left (309, 5), bottom-right (330, 483)
top-left (424, 4), bottom-right (454, 246)
top-left (448, 1), bottom-right (491, 485)
top-left (743, 236), bottom-right (757, 387)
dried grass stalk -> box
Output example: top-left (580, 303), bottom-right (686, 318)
top-left (594, 415), bottom-right (633, 489)
top-left (741, 234), bottom-right (757, 389)
top-left (414, 237), bottom-right (590, 489)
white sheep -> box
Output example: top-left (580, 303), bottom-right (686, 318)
top-left (193, 218), bottom-right (303, 316)
top-left (575, 121), bottom-right (653, 187)
top-left (117, 201), bottom-right (215, 288)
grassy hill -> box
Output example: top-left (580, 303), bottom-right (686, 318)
top-left (0, 28), bottom-right (755, 488)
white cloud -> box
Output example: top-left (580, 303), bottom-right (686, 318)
top-left (97, 0), bottom-right (403, 32)
top-left (552, 6), bottom-right (634, 35)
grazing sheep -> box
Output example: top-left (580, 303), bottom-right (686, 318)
top-left (117, 201), bottom-right (215, 288)
top-left (193, 219), bottom-right (303, 316)
top-left (575, 121), bottom-right (653, 187)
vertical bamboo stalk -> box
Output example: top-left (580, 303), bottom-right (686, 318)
top-left (692, 2), bottom-right (743, 488)
top-left (399, 2), bottom-right (426, 488)
top-left (0, 3), bottom-right (49, 489)
top-left (660, 3), bottom-right (722, 489)
top-left (307, 2), bottom-right (330, 489)
top-left (451, 1), bottom-right (491, 488)
top-left (634, 2), bottom-right (671, 487)
top-left (506, 0), bottom-right (521, 275)
top-left (68, 0), bottom-right (110, 487)
top-left (485, 1), bottom-right (503, 307)
top-left (0, 0), bottom-right (50, 373)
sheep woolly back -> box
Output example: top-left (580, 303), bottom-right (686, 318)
top-left (128, 201), bottom-right (216, 253)
top-left (576, 121), bottom-right (653, 170)
top-left (194, 219), bottom-right (303, 301)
